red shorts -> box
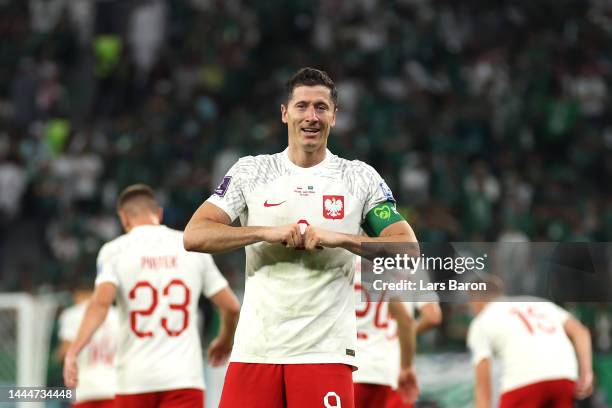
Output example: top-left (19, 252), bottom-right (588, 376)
top-left (354, 383), bottom-right (391, 408)
top-left (73, 399), bottom-right (115, 408)
top-left (500, 379), bottom-right (575, 408)
top-left (115, 388), bottom-right (204, 408)
top-left (219, 363), bottom-right (354, 408)
top-left (384, 388), bottom-right (413, 408)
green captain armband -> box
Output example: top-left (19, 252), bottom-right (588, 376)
top-left (362, 201), bottom-right (405, 237)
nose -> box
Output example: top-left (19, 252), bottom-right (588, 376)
top-left (305, 105), bottom-right (319, 121)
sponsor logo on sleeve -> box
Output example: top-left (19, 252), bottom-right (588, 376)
top-left (323, 195), bottom-right (344, 219)
top-left (214, 176), bottom-right (232, 197)
top-left (379, 181), bottom-right (395, 202)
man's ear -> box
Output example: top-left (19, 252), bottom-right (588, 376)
top-left (117, 210), bottom-right (130, 231)
top-left (281, 104), bottom-right (288, 124)
top-left (157, 207), bottom-right (163, 223)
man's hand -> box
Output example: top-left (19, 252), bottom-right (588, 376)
top-left (303, 226), bottom-right (344, 250)
top-left (397, 367), bottom-right (419, 404)
top-left (63, 352), bottom-right (79, 388)
top-left (261, 224), bottom-right (304, 248)
top-left (207, 336), bottom-right (233, 367)
top-left (575, 370), bottom-right (594, 400)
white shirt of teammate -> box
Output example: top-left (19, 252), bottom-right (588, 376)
top-left (207, 149), bottom-right (395, 367)
top-left (59, 303), bottom-right (118, 402)
top-left (95, 224), bottom-right (228, 394)
top-left (467, 298), bottom-right (578, 392)
top-left (353, 258), bottom-right (438, 388)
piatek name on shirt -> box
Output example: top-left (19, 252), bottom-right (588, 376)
top-left (141, 256), bottom-right (178, 270)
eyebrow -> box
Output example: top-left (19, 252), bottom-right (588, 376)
top-left (293, 100), bottom-right (330, 107)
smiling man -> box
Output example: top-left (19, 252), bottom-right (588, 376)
top-left (184, 67), bottom-right (419, 408)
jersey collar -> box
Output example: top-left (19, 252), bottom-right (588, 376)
top-left (281, 148), bottom-right (332, 173)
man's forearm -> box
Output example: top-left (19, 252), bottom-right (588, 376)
top-left (397, 321), bottom-right (416, 369)
top-left (184, 219), bottom-right (267, 253)
top-left (67, 301), bottom-right (109, 357)
top-left (572, 328), bottom-right (593, 377)
top-left (218, 308), bottom-right (239, 343)
top-left (339, 233), bottom-right (419, 258)
top-left (389, 302), bottom-right (416, 369)
top-left (475, 387), bottom-right (491, 408)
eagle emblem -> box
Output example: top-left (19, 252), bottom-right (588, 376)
top-left (323, 195), bottom-right (344, 219)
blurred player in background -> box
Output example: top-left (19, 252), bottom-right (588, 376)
top-left (58, 281), bottom-right (118, 408)
top-left (64, 184), bottom-right (240, 408)
top-left (184, 67), bottom-right (419, 408)
top-left (353, 257), bottom-right (419, 408)
top-left (354, 256), bottom-right (442, 408)
top-left (384, 300), bottom-right (442, 408)
top-left (467, 274), bottom-right (593, 408)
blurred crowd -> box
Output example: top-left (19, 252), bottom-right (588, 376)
top-left (0, 0), bottom-right (611, 335)
top-left (1, 0), bottom-right (612, 403)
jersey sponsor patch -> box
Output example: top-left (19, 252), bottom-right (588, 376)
top-left (323, 195), bottom-right (344, 219)
top-left (214, 176), bottom-right (232, 197)
top-left (379, 181), bottom-right (395, 202)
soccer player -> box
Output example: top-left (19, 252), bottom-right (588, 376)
top-left (58, 282), bottom-right (118, 408)
top-left (64, 184), bottom-right (240, 408)
top-left (383, 301), bottom-right (442, 408)
top-left (183, 67), bottom-right (419, 408)
top-left (467, 275), bottom-right (593, 408)
top-left (354, 258), bottom-right (442, 408)
top-left (353, 258), bottom-right (419, 408)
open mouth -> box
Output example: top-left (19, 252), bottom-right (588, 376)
top-left (301, 127), bottom-right (320, 136)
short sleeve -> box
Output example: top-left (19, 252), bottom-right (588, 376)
top-left (206, 158), bottom-right (249, 222)
top-left (58, 308), bottom-right (80, 341)
top-left (194, 253), bottom-right (228, 298)
top-left (359, 163), bottom-right (396, 220)
top-left (467, 317), bottom-right (493, 365)
top-left (95, 243), bottom-right (119, 287)
top-left (546, 302), bottom-right (571, 324)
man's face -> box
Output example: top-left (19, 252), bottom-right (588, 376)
top-left (281, 85), bottom-right (336, 153)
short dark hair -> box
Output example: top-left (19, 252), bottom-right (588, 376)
top-left (117, 183), bottom-right (158, 212)
top-left (285, 67), bottom-right (338, 107)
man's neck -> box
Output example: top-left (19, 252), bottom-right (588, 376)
top-left (287, 145), bottom-right (326, 168)
top-left (126, 216), bottom-right (160, 233)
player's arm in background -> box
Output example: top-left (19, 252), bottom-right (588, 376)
top-left (207, 287), bottom-right (240, 366)
top-left (474, 358), bottom-right (492, 408)
top-left (416, 302), bottom-right (442, 334)
top-left (564, 315), bottom-right (593, 399)
top-left (467, 318), bottom-right (493, 408)
top-left (389, 301), bottom-right (419, 403)
top-left (63, 283), bottom-right (116, 387)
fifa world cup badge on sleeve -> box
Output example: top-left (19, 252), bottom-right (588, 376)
top-left (379, 181), bottom-right (395, 202)
top-left (214, 176), bottom-right (232, 197)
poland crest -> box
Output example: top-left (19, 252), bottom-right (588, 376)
top-left (323, 195), bottom-right (344, 219)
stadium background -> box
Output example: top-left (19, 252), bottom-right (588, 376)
top-left (0, 0), bottom-right (611, 406)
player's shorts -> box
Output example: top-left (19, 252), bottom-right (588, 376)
top-left (384, 388), bottom-right (413, 408)
top-left (115, 388), bottom-right (204, 408)
top-left (73, 399), bottom-right (115, 408)
top-left (354, 383), bottom-right (391, 408)
top-left (500, 379), bottom-right (575, 408)
top-left (219, 362), bottom-right (354, 408)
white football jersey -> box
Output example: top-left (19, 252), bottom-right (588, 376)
top-left (353, 259), bottom-right (437, 388)
top-left (467, 298), bottom-right (578, 392)
top-left (95, 225), bottom-right (228, 394)
top-left (207, 149), bottom-right (394, 367)
top-left (59, 302), bottom-right (118, 402)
